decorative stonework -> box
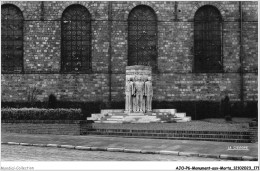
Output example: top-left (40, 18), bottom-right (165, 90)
top-left (125, 65), bottom-right (152, 113)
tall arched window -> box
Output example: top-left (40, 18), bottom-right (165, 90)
top-left (1, 4), bottom-right (24, 73)
top-left (61, 4), bottom-right (91, 73)
top-left (128, 5), bottom-right (157, 71)
top-left (194, 5), bottom-right (222, 72)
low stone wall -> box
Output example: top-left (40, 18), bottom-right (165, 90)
top-left (1, 120), bottom-right (89, 135)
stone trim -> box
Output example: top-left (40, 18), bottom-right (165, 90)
top-left (124, 2), bottom-right (161, 21)
top-left (190, 2), bottom-right (226, 21)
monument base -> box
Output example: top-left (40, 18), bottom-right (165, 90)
top-left (87, 109), bottom-right (191, 123)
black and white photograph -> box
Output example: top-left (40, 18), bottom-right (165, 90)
top-left (1, 0), bottom-right (258, 170)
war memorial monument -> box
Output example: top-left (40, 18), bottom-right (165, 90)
top-left (88, 65), bottom-right (191, 123)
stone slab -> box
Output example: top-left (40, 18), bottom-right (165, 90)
top-left (127, 113), bottom-right (145, 116)
top-left (175, 113), bottom-right (186, 117)
top-left (175, 120), bottom-right (189, 123)
top-left (106, 118), bottom-right (124, 121)
top-left (153, 109), bottom-right (176, 114)
top-left (110, 116), bottom-right (125, 119)
top-left (101, 109), bottom-right (124, 114)
top-left (100, 121), bottom-right (123, 123)
top-left (87, 117), bottom-right (99, 121)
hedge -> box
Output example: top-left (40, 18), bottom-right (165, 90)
top-left (1, 108), bottom-right (84, 120)
top-left (1, 101), bottom-right (104, 118)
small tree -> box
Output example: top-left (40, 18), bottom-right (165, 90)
top-left (27, 85), bottom-right (41, 106)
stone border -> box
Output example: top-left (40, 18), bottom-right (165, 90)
top-left (2, 141), bottom-right (258, 161)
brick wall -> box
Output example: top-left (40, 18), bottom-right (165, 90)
top-left (1, 120), bottom-right (87, 135)
top-left (1, 2), bottom-right (258, 117)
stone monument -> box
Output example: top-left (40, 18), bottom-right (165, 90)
top-left (125, 65), bottom-right (152, 113)
top-left (87, 65), bottom-right (191, 123)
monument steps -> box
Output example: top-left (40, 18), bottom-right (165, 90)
top-left (175, 113), bottom-right (186, 117)
top-left (87, 112), bottom-right (190, 123)
top-left (108, 116), bottom-right (125, 119)
top-left (101, 110), bottom-right (124, 114)
top-left (106, 118), bottom-right (124, 121)
top-left (99, 121), bottom-right (124, 124)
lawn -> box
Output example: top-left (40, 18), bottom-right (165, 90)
top-left (92, 117), bottom-right (252, 132)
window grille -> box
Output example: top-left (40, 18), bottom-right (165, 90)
top-left (1, 4), bottom-right (24, 73)
top-left (128, 5), bottom-right (157, 71)
top-left (194, 5), bottom-right (222, 73)
top-left (61, 5), bottom-right (91, 73)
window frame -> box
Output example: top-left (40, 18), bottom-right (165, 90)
top-left (127, 5), bottom-right (158, 72)
top-left (1, 4), bottom-right (24, 74)
top-left (60, 4), bottom-right (92, 74)
top-left (193, 5), bottom-right (223, 73)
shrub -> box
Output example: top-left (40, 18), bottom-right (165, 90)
top-left (225, 115), bottom-right (232, 122)
top-left (221, 95), bottom-right (231, 117)
top-left (1, 108), bottom-right (83, 120)
top-left (48, 94), bottom-right (57, 109)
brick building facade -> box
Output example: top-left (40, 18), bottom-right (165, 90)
top-left (1, 1), bottom-right (258, 119)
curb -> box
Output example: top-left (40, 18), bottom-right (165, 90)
top-left (124, 148), bottom-right (141, 153)
top-left (159, 150), bottom-right (179, 155)
top-left (75, 146), bottom-right (91, 150)
top-left (242, 156), bottom-right (258, 161)
top-left (32, 143), bottom-right (47, 147)
top-left (179, 152), bottom-right (199, 157)
top-left (2, 141), bottom-right (258, 161)
top-left (91, 147), bottom-right (107, 151)
top-left (141, 150), bottom-right (158, 154)
top-left (20, 143), bottom-right (32, 146)
top-left (47, 144), bottom-right (59, 147)
top-left (198, 153), bottom-right (220, 159)
top-left (60, 145), bottom-right (75, 149)
top-left (220, 154), bottom-right (242, 161)
top-left (7, 142), bottom-right (20, 145)
top-left (107, 147), bottom-right (124, 152)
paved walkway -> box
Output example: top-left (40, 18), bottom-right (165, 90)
top-left (2, 144), bottom-right (221, 161)
top-left (1, 133), bottom-right (258, 160)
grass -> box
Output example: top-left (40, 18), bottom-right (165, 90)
top-left (92, 118), bottom-right (252, 132)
